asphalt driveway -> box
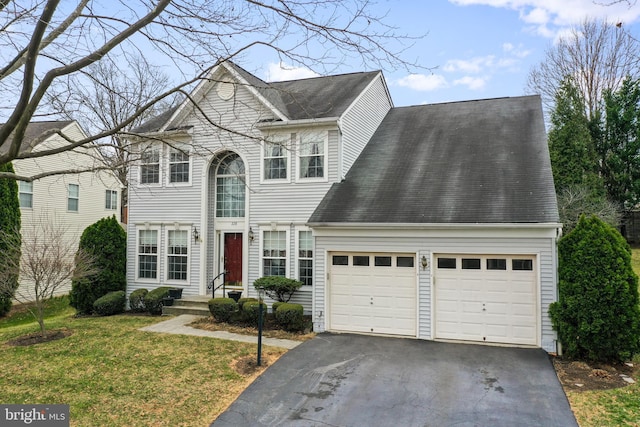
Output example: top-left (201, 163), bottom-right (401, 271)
top-left (213, 333), bottom-right (577, 427)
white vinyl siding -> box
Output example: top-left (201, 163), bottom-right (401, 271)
top-left (19, 181), bottom-right (33, 208)
top-left (340, 74), bottom-right (392, 178)
top-left (67, 184), bottom-right (79, 212)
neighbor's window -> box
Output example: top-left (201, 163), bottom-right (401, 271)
top-left (105, 189), bottom-right (117, 210)
top-left (216, 153), bottom-right (245, 217)
top-left (18, 181), bottom-right (33, 208)
top-left (264, 142), bottom-right (287, 180)
top-left (67, 184), bottom-right (79, 212)
top-left (298, 230), bottom-right (313, 286)
top-left (168, 147), bottom-right (190, 184)
top-left (140, 145), bottom-right (160, 184)
top-left (138, 229), bottom-right (158, 279)
top-left (167, 229), bottom-right (188, 281)
top-left (299, 138), bottom-right (324, 179)
top-left (263, 230), bottom-right (286, 276)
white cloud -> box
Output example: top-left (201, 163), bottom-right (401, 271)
top-left (264, 62), bottom-right (319, 82)
top-left (444, 56), bottom-right (496, 73)
top-left (449, 0), bottom-right (640, 38)
top-left (396, 74), bottom-right (449, 91)
top-left (503, 42), bottom-right (531, 58)
top-left (453, 76), bottom-right (487, 90)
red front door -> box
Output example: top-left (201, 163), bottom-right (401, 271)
top-left (224, 233), bottom-right (243, 285)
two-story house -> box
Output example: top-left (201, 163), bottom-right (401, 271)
top-left (128, 61), bottom-right (562, 352)
top-left (10, 120), bottom-right (122, 300)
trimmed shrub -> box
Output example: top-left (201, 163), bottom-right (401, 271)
top-left (275, 303), bottom-right (305, 332)
top-left (208, 298), bottom-right (237, 322)
top-left (129, 289), bottom-right (148, 312)
top-left (253, 276), bottom-right (302, 302)
top-left (70, 216), bottom-right (126, 314)
top-left (237, 297), bottom-right (257, 311)
top-left (144, 287), bottom-right (171, 315)
top-left (549, 215), bottom-right (640, 362)
top-left (0, 162), bottom-right (21, 317)
top-left (272, 301), bottom-right (285, 314)
top-left (93, 291), bottom-right (126, 316)
top-left (242, 300), bottom-right (268, 326)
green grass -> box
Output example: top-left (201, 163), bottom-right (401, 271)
top-left (566, 247), bottom-right (640, 427)
top-left (0, 297), bottom-right (285, 426)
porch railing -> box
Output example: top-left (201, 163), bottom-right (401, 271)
top-left (207, 270), bottom-right (226, 298)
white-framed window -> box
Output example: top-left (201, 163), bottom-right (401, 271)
top-left (298, 134), bottom-right (326, 180)
top-left (137, 228), bottom-right (159, 281)
top-left (140, 144), bottom-right (161, 185)
top-left (67, 183), bottom-right (79, 212)
top-left (216, 153), bottom-right (245, 218)
top-left (105, 189), bottom-right (118, 210)
top-left (166, 227), bottom-right (189, 282)
top-left (168, 146), bottom-right (191, 185)
top-left (18, 181), bottom-right (33, 208)
top-left (262, 228), bottom-right (287, 277)
top-left (262, 139), bottom-right (289, 182)
top-left (296, 229), bottom-right (313, 286)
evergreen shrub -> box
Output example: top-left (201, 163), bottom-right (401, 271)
top-left (144, 286), bottom-right (171, 315)
top-left (129, 288), bottom-right (148, 312)
top-left (93, 291), bottom-right (126, 316)
top-left (275, 303), bottom-right (305, 332)
top-left (208, 298), bottom-right (237, 322)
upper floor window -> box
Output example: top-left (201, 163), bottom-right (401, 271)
top-left (140, 145), bottom-right (160, 184)
top-left (18, 181), bottom-right (33, 208)
top-left (68, 184), bottom-right (79, 212)
top-left (168, 147), bottom-right (190, 184)
top-left (263, 142), bottom-right (287, 180)
top-left (299, 138), bottom-right (325, 179)
top-left (105, 189), bottom-right (118, 210)
top-left (216, 153), bottom-right (245, 218)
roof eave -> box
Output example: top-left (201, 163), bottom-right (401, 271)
top-left (307, 222), bottom-right (563, 229)
top-left (256, 116), bottom-right (340, 130)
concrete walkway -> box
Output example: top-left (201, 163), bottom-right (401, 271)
top-left (138, 314), bottom-right (301, 349)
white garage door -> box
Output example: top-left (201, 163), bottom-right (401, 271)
top-left (435, 254), bottom-right (537, 346)
top-left (329, 252), bottom-right (417, 336)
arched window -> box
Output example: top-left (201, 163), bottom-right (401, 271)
top-left (216, 153), bottom-right (245, 217)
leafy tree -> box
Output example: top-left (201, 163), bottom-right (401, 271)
top-left (549, 215), bottom-right (640, 362)
top-left (548, 78), bottom-right (602, 195)
top-left (597, 76), bottom-right (640, 210)
top-left (70, 216), bottom-right (126, 314)
top-left (0, 162), bottom-right (20, 316)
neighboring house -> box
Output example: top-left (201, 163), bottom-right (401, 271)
top-left (127, 61), bottom-right (561, 352)
top-left (7, 120), bottom-right (122, 300)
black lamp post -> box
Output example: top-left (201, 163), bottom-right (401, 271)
top-left (257, 287), bottom-right (264, 366)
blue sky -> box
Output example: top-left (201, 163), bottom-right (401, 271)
top-left (251, 0), bottom-right (640, 107)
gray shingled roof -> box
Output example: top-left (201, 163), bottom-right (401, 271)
top-left (308, 95), bottom-right (559, 224)
top-left (135, 63), bottom-right (381, 133)
top-left (0, 120), bottom-right (74, 155)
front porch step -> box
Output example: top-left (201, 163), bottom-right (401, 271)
top-left (162, 295), bottom-right (211, 316)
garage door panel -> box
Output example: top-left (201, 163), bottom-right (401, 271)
top-left (435, 254), bottom-right (537, 346)
top-left (330, 253), bottom-right (416, 337)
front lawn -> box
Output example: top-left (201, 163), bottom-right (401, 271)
top-left (561, 247), bottom-right (640, 426)
top-left (0, 297), bottom-right (285, 426)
